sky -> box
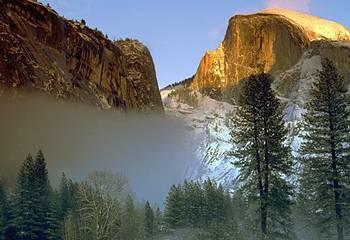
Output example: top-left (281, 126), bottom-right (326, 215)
top-left (40, 0), bottom-right (350, 88)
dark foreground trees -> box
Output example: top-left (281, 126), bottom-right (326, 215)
top-left (231, 73), bottom-right (294, 239)
top-left (0, 180), bottom-right (8, 240)
top-left (299, 58), bottom-right (350, 240)
top-left (164, 179), bottom-right (240, 240)
top-left (11, 151), bottom-right (60, 240)
top-left (144, 201), bottom-right (154, 238)
top-left (0, 152), bottom-right (161, 240)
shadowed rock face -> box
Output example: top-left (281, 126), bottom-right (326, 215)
top-left (115, 39), bottom-right (163, 111)
top-left (0, 0), bottom-right (163, 111)
top-left (192, 10), bottom-right (350, 92)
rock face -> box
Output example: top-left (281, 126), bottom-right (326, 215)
top-left (165, 9), bottom-right (350, 187)
top-left (115, 39), bottom-right (163, 111)
top-left (274, 40), bottom-right (350, 105)
top-left (192, 44), bottom-right (225, 90)
top-left (0, 0), bottom-right (163, 111)
top-left (192, 9), bottom-right (350, 92)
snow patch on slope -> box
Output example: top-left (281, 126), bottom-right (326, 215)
top-left (163, 42), bottom-right (350, 187)
top-left (162, 90), bottom-right (237, 187)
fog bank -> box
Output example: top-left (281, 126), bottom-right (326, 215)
top-left (0, 93), bottom-right (198, 204)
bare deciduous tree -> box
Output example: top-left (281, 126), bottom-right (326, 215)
top-left (74, 171), bottom-right (127, 240)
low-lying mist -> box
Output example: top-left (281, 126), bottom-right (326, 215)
top-left (0, 92), bottom-right (199, 205)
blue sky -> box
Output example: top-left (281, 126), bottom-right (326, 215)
top-left (40, 0), bottom-right (350, 88)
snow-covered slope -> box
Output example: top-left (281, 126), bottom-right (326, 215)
top-left (162, 41), bottom-right (350, 188)
top-left (162, 90), bottom-right (238, 187)
top-left (163, 9), bottom-right (350, 187)
top-left (162, 87), bottom-right (302, 187)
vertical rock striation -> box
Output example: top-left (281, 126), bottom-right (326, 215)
top-left (0, 0), bottom-right (163, 111)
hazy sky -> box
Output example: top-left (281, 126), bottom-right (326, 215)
top-left (40, 0), bottom-right (350, 88)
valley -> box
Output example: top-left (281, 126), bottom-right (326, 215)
top-left (1, 0), bottom-right (350, 239)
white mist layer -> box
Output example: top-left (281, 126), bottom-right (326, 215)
top-left (0, 93), bottom-right (198, 205)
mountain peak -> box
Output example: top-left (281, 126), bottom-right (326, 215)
top-left (261, 8), bottom-right (350, 41)
top-left (191, 7), bottom-right (350, 93)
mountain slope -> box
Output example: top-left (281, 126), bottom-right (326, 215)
top-left (162, 89), bottom-right (237, 186)
top-left (192, 8), bottom-right (350, 93)
top-left (165, 9), bottom-right (350, 186)
top-left (0, 0), bottom-right (163, 111)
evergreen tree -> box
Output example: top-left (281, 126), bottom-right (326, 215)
top-left (33, 150), bottom-right (59, 240)
top-left (0, 180), bottom-right (8, 240)
top-left (299, 58), bottom-right (350, 240)
top-left (56, 173), bottom-right (72, 239)
top-left (154, 207), bottom-right (162, 234)
top-left (231, 189), bottom-right (256, 239)
top-left (164, 184), bottom-right (185, 228)
top-left (12, 151), bottom-right (60, 240)
top-left (231, 73), bottom-right (294, 239)
top-left (13, 154), bottom-right (37, 240)
top-left (202, 179), bottom-right (218, 225)
top-left (120, 194), bottom-right (138, 240)
top-left (33, 150), bottom-right (49, 239)
top-left (59, 173), bottom-right (72, 220)
top-left (144, 201), bottom-right (154, 239)
top-left (183, 181), bottom-right (204, 227)
top-left (61, 179), bottom-right (83, 240)
top-left (4, 191), bottom-right (17, 240)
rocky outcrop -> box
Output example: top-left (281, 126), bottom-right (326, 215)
top-left (311, 41), bottom-right (350, 79)
top-left (115, 39), bottom-right (163, 111)
top-left (192, 44), bottom-right (225, 90)
top-left (0, 0), bottom-right (163, 111)
top-left (274, 40), bottom-right (350, 105)
top-left (192, 9), bottom-right (350, 92)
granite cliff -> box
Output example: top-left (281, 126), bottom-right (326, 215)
top-left (192, 9), bottom-right (350, 93)
top-left (0, 0), bottom-right (163, 111)
top-left (164, 9), bottom-right (350, 186)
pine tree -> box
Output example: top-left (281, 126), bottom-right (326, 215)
top-left (0, 180), bottom-right (8, 240)
top-left (144, 201), bottom-right (154, 238)
top-left (120, 194), bottom-right (138, 240)
top-left (202, 179), bottom-right (218, 225)
top-left (191, 181), bottom-right (205, 227)
top-left (299, 58), bottom-right (350, 240)
top-left (33, 150), bottom-right (58, 240)
top-left (59, 173), bottom-right (72, 220)
top-left (13, 151), bottom-right (60, 240)
top-left (164, 184), bottom-right (185, 228)
top-left (183, 180), bottom-right (204, 227)
top-left (33, 150), bottom-right (48, 239)
top-left (4, 192), bottom-right (17, 240)
top-left (13, 154), bottom-right (37, 240)
top-left (231, 189), bottom-right (255, 238)
top-left (231, 73), bottom-right (294, 240)
top-left (154, 207), bottom-right (162, 234)
top-left (61, 179), bottom-right (80, 240)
